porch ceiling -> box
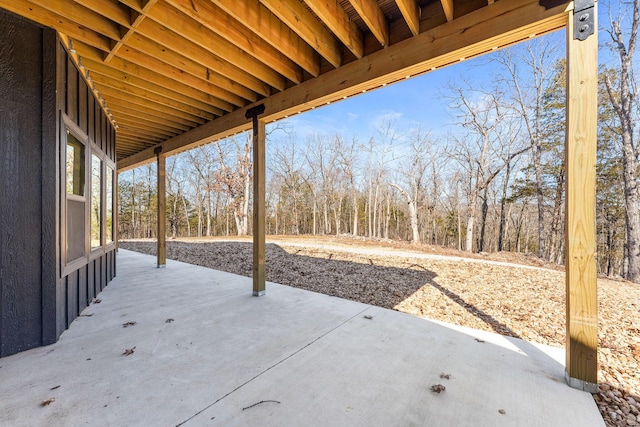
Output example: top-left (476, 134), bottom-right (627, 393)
top-left (2, 0), bottom-right (571, 169)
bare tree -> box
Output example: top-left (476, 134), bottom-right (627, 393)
top-left (494, 40), bottom-right (559, 258)
top-left (212, 135), bottom-right (253, 236)
top-left (603, 0), bottom-right (640, 281)
top-left (390, 127), bottom-right (433, 244)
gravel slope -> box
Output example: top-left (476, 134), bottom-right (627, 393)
top-left (119, 238), bottom-right (640, 426)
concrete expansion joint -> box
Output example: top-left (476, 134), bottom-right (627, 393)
top-left (175, 306), bottom-right (370, 425)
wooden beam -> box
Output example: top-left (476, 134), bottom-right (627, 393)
top-left (212, 0), bottom-right (320, 77)
top-left (104, 0), bottom-right (159, 63)
top-left (157, 152), bottom-right (166, 268)
top-left (117, 0), bottom-right (570, 172)
top-left (247, 106), bottom-right (266, 296)
top-left (348, 0), bottom-right (390, 47)
top-left (260, 0), bottom-right (342, 68)
top-left (441, 0), bottom-right (454, 21)
top-left (130, 21), bottom-right (275, 96)
top-left (0, 0), bottom-right (111, 51)
top-left (396, 0), bottom-right (421, 36)
top-left (564, 1), bottom-right (598, 392)
top-left (303, 0), bottom-right (364, 58)
top-left (166, 0), bottom-right (303, 84)
top-left (79, 54), bottom-right (242, 111)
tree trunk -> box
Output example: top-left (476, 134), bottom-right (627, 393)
top-left (391, 183), bottom-right (420, 244)
top-left (604, 3), bottom-right (640, 281)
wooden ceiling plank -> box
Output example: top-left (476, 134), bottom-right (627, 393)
top-left (83, 54), bottom-right (230, 118)
top-left (130, 21), bottom-right (273, 96)
top-left (0, 0), bottom-right (111, 51)
top-left (395, 0), bottom-right (421, 36)
top-left (212, 0), bottom-right (320, 77)
top-left (348, 0), bottom-right (390, 47)
top-left (141, 2), bottom-right (286, 90)
top-left (164, 0), bottom-right (303, 84)
top-left (118, 0), bottom-right (569, 171)
top-left (259, 0), bottom-right (342, 68)
top-left (77, 43), bottom-right (248, 109)
top-left (302, 0), bottom-right (364, 59)
top-left (441, 0), bottom-right (455, 21)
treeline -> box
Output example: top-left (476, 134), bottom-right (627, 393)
top-left (118, 5), bottom-right (639, 281)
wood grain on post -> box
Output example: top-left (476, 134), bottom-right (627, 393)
top-left (252, 116), bottom-right (266, 296)
top-left (157, 152), bottom-right (166, 268)
top-left (565, 2), bottom-right (598, 391)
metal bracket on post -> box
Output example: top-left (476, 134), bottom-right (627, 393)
top-left (245, 104), bottom-right (266, 122)
top-left (574, 0), bottom-right (595, 41)
top-left (154, 146), bottom-right (163, 156)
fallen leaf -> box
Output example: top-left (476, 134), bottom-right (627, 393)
top-left (474, 338), bottom-right (485, 343)
top-left (364, 315), bottom-right (373, 320)
top-left (440, 373), bottom-right (451, 380)
top-left (122, 347), bottom-right (136, 356)
top-left (122, 321), bottom-right (137, 328)
top-left (499, 409), bottom-right (506, 414)
top-left (40, 398), bottom-right (55, 407)
top-left (91, 298), bottom-right (101, 304)
top-left (165, 318), bottom-right (175, 323)
top-left (430, 384), bottom-right (446, 393)
top-left (80, 313), bottom-right (94, 317)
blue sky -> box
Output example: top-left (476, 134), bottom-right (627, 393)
top-left (272, 0), bottom-right (625, 148)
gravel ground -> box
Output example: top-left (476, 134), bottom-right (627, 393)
top-left (120, 237), bottom-right (640, 426)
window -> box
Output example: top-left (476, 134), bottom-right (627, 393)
top-left (66, 130), bottom-right (86, 262)
top-left (90, 154), bottom-right (102, 249)
top-left (105, 166), bottom-right (114, 244)
top-left (66, 133), bottom-right (84, 196)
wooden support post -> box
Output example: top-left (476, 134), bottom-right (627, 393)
top-left (247, 105), bottom-right (266, 296)
top-left (565, 0), bottom-right (598, 393)
top-left (156, 148), bottom-right (166, 268)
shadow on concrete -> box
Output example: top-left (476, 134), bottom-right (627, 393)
top-left (120, 240), bottom-right (437, 310)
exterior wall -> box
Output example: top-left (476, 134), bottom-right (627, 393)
top-left (0, 10), bottom-right (57, 357)
top-left (56, 38), bottom-right (117, 337)
top-left (0, 8), bottom-right (116, 357)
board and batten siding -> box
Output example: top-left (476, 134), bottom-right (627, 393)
top-left (56, 36), bottom-right (117, 337)
top-left (0, 8), bottom-right (116, 357)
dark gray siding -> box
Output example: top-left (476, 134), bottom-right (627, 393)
top-left (0, 10), bottom-right (55, 356)
top-left (0, 8), bottom-right (116, 357)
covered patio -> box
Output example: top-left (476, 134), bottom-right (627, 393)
top-left (0, 0), bottom-right (599, 409)
top-left (0, 250), bottom-right (603, 426)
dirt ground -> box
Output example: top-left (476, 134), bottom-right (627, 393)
top-left (119, 235), bottom-right (640, 426)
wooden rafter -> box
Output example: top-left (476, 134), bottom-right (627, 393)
top-left (166, 0), bottom-right (303, 84)
top-left (395, 0), bottom-right (420, 36)
top-left (441, 0), bottom-right (454, 21)
top-left (303, 0), bottom-right (364, 59)
top-left (212, 0), bottom-right (320, 77)
top-left (118, 0), bottom-right (569, 171)
top-left (1, 0), bottom-right (575, 175)
top-left (142, 2), bottom-right (286, 90)
top-left (348, 0), bottom-right (390, 47)
top-left (260, 0), bottom-right (343, 68)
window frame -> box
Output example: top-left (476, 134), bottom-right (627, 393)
top-left (60, 113), bottom-right (116, 276)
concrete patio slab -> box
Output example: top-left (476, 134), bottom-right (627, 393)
top-left (0, 250), bottom-right (604, 426)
